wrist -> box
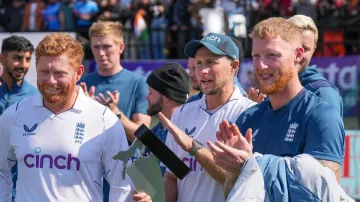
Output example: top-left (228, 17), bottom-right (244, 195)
top-left (188, 139), bottom-right (203, 155)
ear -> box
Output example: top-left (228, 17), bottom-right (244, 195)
top-left (295, 47), bottom-right (304, 64)
top-left (231, 60), bottom-right (240, 75)
top-left (119, 43), bottom-right (125, 55)
top-left (0, 54), bottom-right (5, 66)
top-left (75, 65), bottom-right (85, 82)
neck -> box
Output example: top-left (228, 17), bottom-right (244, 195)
top-left (268, 77), bottom-right (303, 110)
top-left (97, 63), bottom-right (123, 77)
top-left (44, 90), bottom-right (78, 115)
top-left (162, 102), bottom-right (181, 120)
top-left (1, 73), bottom-right (23, 91)
top-left (205, 83), bottom-right (234, 110)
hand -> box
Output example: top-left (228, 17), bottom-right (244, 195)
top-left (96, 90), bottom-right (120, 113)
top-left (133, 191), bottom-right (152, 202)
top-left (207, 120), bottom-right (253, 176)
top-left (158, 112), bottom-right (193, 152)
top-left (79, 82), bottom-right (95, 99)
top-left (103, 11), bottom-right (111, 18)
top-left (246, 87), bottom-right (267, 103)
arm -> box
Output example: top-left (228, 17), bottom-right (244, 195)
top-left (102, 108), bottom-right (132, 202)
top-left (304, 104), bottom-right (345, 184)
top-left (0, 106), bottom-right (16, 202)
top-left (164, 172), bottom-right (178, 202)
top-left (119, 112), bottom-right (151, 142)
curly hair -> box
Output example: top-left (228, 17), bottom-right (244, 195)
top-left (35, 33), bottom-right (84, 68)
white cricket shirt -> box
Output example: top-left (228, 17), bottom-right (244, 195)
top-left (165, 86), bottom-right (256, 202)
top-left (0, 87), bottom-right (132, 202)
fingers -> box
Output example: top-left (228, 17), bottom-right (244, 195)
top-left (97, 93), bottom-right (109, 104)
top-left (207, 141), bottom-right (224, 154)
top-left (230, 124), bottom-right (242, 139)
top-left (89, 86), bottom-right (95, 98)
top-left (245, 128), bottom-right (253, 150)
top-left (223, 120), bottom-right (233, 140)
top-left (133, 191), bottom-right (152, 202)
top-left (80, 82), bottom-right (88, 96)
top-left (216, 130), bottom-right (224, 143)
top-left (215, 140), bottom-right (241, 155)
top-left (218, 122), bottom-right (227, 142)
top-left (106, 91), bottom-right (115, 102)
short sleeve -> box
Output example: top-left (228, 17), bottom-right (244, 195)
top-left (304, 103), bottom-right (345, 164)
top-left (314, 87), bottom-right (343, 118)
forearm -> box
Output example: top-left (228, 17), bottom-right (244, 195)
top-left (164, 173), bottom-right (178, 202)
top-left (317, 159), bottom-right (341, 184)
top-left (223, 175), bottom-right (238, 199)
top-left (119, 115), bottom-right (139, 142)
top-left (194, 148), bottom-right (228, 185)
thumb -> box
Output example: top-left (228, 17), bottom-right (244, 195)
top-left (245, 128), bottom-right (253, 150)
top-left (158, 112), bottom-right (169, 127)
top-left (89, 86), bottom-right (95, 97)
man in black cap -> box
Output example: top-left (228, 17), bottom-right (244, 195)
top-left (144, 62), bottom-right (189, 175)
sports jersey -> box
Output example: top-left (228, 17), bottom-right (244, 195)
top-left (299, 65), bottom-right (343, 117)
top-left (0, 87), bottom-right (132, 202)
top-left (165, 86), bottom-right (256, 202)
top-left (80, 69), bottom-right (148, 120)
top-left (186, 77), bottom-right (246, 104)
top-left (236, 89), bottom-right (345, 165)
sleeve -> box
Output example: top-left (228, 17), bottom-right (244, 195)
top-left (133, 77), bottom-right (149, 115)
top-left (0, 106), bottom-right (17, 202)
top-left (226, 156), bottom-right (265, 202)
top-left (255, 153), bottom-right (340, 202)
top-left (102, 108), bottom-right (133, 202)
top-left (304, 103), bottom-right (345, 164)
top-left (315, 87), bottom-right (343, 118)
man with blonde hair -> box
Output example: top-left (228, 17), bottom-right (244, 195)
top-left (289, 14), bottom-right (343, 117)
top-left (0, 33), bottom-right (132, 201)
top-left (79, 20), bottom-right (150, 202)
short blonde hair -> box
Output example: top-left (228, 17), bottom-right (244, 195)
top-left (288, 15), bottom-right (318, 44)
top-left (249, 17), bottom-right (302, 46)
top-left (35, 33), bottom-right (84, 68)
top-left (89, 21), bottom-right (124, 44)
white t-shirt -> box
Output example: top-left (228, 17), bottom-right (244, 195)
top-left (165, 86), bottom-right (256, 202)
top-left (0, 88), bottom-right (132, 202)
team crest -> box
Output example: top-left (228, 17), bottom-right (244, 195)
top-left (74, 122), bottom-right (86, 144)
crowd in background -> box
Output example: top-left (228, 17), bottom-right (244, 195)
top-left (0, 0), bottom-right (359, 59)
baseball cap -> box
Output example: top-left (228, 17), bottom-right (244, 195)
top-left (184, 33), bottom-right (239, 60)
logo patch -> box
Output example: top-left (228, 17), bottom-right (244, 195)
top-left (284, 122), bottom-right (299, 142)
top-left (74, 122), bottom-right (85, 144)
top-left (23, 123), bottom-right (38, 136)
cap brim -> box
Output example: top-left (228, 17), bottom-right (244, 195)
top-left (184, 40), bottom-right (227, 58)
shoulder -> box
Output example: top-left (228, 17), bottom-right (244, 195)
top-left (121, 69), bottom-right (147, 82)
top-left (80, 71), bottom-right (98, 82)
top-left (236, 101), bottom-right (264, 124)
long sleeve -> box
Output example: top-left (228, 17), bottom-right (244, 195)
top-left (102, 108), bottom-right (133, 202)
top-left (0, 105), bottom-right (16, 202)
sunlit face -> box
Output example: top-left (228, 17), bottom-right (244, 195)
top-left (187, 58), bottom-right (200, 90)
top-left (194, 47), bottom-right (235, 95)
top-left (252, 37), bottom-right (300, 95)
top-left (299, 30), bottom-right (316, 72)
top-left (146, 86), bottom-right (164, 116)
top-left (0, 51), bottom-right (32, 82)
top-left (91, 35), bottom-right (124, 72)
top-left (36, 55), bottom-right (83, 104)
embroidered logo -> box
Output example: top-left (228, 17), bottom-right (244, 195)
top-left (252, 129), bottom-right (259, 141)
top-left (74, 122), bottom-right (85, 144)
top-left (23, 124), bottom-right (38, 136)
top-left (284, 122), bottom-right (299, 142)
top-left (185, 127), bottom-right (196, 138)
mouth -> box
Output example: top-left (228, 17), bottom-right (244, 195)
top-left (200, 79), bottom-right (214, 85)
top-left (258, 73), bottom-right (273, 81)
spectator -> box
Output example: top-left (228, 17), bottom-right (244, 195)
top-left (150, 0), bottom-right (167, 59)
top-left (43, 0), bottom-right (62, 31)
top-left (134, 8), bottom-right (151, 59)
top-left (95, 0), bottom-right (122, 22)
top-left (2, 0), bottom-right (25, 32)
top-left (73, 0), bottom-right (99, 39)
top-left (21, 0), bottom-right (45, 32)
top-left (59, 0), bottom-right (76, 31)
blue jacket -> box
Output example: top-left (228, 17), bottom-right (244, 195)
top-left (299, 65), bottom-right (343, 117)
top-left (0, 80), bottom-right (37, 115)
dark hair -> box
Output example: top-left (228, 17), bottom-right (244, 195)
top-left (1, 35), bottom-right (34, 54)
top-left (230, 36), bottom-right (244, 63)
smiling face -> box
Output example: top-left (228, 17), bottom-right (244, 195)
top-left (194, 47), bottom-right (236, 95)
top-left (0, 51), bottom-right (32, 82)
top-left (37, 55), bottom-right (83, 104)
top-left (252, 37), bottom-right (299, 95)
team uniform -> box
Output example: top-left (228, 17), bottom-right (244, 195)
top-left (0, 87), bottom-right (132, 202)
top-left (165, 86), bottom-right (256, 202)
top-left (236, 89), bottom-right (345, 165)
top-left (299, 65), bottom-right (343, 117)
top-left (227, 153), bottom-right (353, 202)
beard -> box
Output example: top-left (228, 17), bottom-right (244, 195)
top-left (37, 82), bottom-right (74, 104)
top-left (256, 65), bottom-right (294, 95)
top-left (147, 98), bottom-right (163, 116)
top-left (4, 65), bottom-right (28, 82)
top-left (200, 79), bottom-right (227, 96)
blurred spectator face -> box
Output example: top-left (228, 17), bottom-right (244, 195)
top-left (299, 30), bottom-right (316, 71)
top-left (0, 51), bottom-right (31, 82)
top-left (91, 35), bottom-right (125, 71)
top-left (109, 0), bottom-right (117, 5)
top-left (252, 37), bottom-right (298, 95)
top-left (146, 86), bottom-right (164, 116)
top-left (187, 58), bottom-right (200, 90)
top-left (194, 47), bottom-right (235, 95)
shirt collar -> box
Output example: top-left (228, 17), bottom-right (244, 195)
top-left (32, 86), bottom-right (86, 111)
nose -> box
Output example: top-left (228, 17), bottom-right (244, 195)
top-left (44, 74), bottom-right (57, 85)
top-left (99, 48), bottom-right (105, 57)
top-left (255, 57), bottom-right (268, 71)
top-left (145, 93), bottom-right (150, 101)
